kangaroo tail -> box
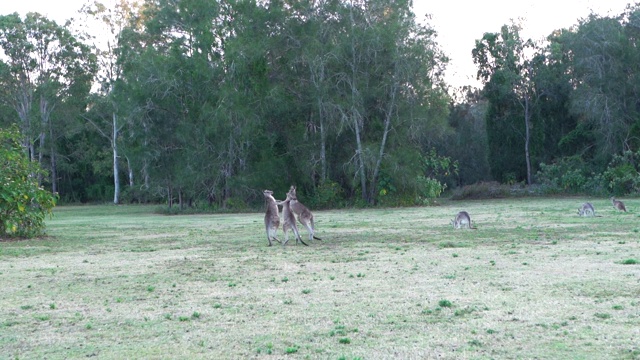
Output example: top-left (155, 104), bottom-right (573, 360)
top-left (313, 235), bottom-right (322, 240)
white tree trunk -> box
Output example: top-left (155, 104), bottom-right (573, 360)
top-left (126, 156), bottom-right (134, 187)
top-left (112, 112), bottom-right (120, 204)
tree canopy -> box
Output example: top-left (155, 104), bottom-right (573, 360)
top-left (2, 1), bottom-right (640, 208)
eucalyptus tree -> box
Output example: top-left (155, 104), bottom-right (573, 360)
top-left (440, 87), bottom-right (491, 186)
top-left (117, 0), bottom-right (449, 207)
top-left (473, 23), bottom-right (545, 185)
top-left (75, 0), bottom-right (142, 204)
top-left (534, 30), bottom-right (582, 163)
top-left (0, 12), bottom-right (96, 192)
top-left (335, 0), bottom-right (449, 204)
top-left (561, 11), bottom-right (640, 165)
top-left (119, 0), bottom-right (231, 207)
top-left (275, 0), bottom-right (344, 188)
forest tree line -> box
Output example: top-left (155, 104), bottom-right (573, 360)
top-left (1, 0), bottom-right (640, 210)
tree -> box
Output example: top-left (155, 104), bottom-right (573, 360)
top-left (562, 11), bottom-right (640, 165)
top-left (78, 0), bottom-right (141, 204)
top-left (336, 0), bottom-right (449, 204)
top-left (0, 125), bottom-right (57, 238)
top-left (439, 87), bottom-right (491, 186)
top-left (473, 23), bottom-right (544, 185)
top-left (0, 12), bottom-right (96, 194)
top-left (113, 0), bottom-right (450, 208)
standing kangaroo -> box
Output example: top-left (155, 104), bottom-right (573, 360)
top-left (611, 197), bottom-right (627, 212)
top-left (287, 185), bottom-right (322, 242)
top-left (451, 211), bottom-right (476, 229)
top-left (279, 191), bottom-right (308, 246)
top-left (577, 202), bottom-right (596, 217)
top-left (263, 190), bottom-right (281, 246)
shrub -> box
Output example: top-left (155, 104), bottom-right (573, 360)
top-left (415, 175), bottom-right (446, 205)
top-left (309, 181), bottom-right (344, 209)
top-left (419, 149), bottom-right (457, 203)
top-left (536, 156), bottom-right (606, 195)
top-left (1, 126), bottom-right (57, 238)
top-left (450, 181), bottom-right (511, 200)
top-left (602, 150), bottom-right (640, 196)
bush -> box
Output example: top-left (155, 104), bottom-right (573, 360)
top-left (415, 175), bottom-right (446, 205)
top-left (308, 181), bottom-right (344, 209)
top-left (450, 181), bottom-right (512, 200)
top-left (536, 156), bottom-right (606, 195)
top-left (603, 150), bottom-right (640, 196)
top-left (1, 126), bottom-right (57, 238)
top-left (408, 149), bottom-right (456, 205)
top-left (536, 151), bottom-right (640, 196)
top-left (120, 186), bottom-right (160, 204)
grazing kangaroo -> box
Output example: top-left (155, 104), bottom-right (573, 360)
top-left (279, 191), bottom-right (308, 246)
top-left (611, 197), bottom-right (627, 212)
top-left (451, 211), bottom-right (476, 229)
top-left (577, 202), bottom-right (596, 217)
top-left (263, 190), bottom-right (281, 246)
top-left (287, 186), bottom-right (322, 242)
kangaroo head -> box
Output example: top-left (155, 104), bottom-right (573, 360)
top-left (284, 190), bottom-right (295, 202)
top-left (288, 185), bottom-right (298, 200)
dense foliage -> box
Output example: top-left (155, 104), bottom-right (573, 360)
top-left (471, 6), bottom-right (640, 192)
top-left (2, 1), bottom-right (640, 210)
top-left (1, 126), bottom-right (57, 237)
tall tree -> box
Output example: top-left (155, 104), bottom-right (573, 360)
top-left (337, 0), bottom-right (449, 204)
top-left (78, 0), bottom-right (142, 204)
top-left (563, 12), bottom-right (640, 164)
top-left (473, 23), bottom-right (542, 184)
top-left (439, 87), bottom-right (491, 186)
top-left (0, 12), bottom-right (96, 193)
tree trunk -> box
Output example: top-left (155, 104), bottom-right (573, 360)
top-left (353, 112), bottom-right (367, 202)
top-left (143, 159), bottom-right (150, 189)
top-left (369, 63), bottom-right (399, 204)
top-left (38, 95), bottom-right (55, 186)
top-left (37, 131), bottom-right (45, 185)
top-left (14, 83), bottom-right (33, 159)
top-left (524, 94), bottom-right (532, 186)
top-left (112, 112), bottom-right (120, 204)
top-left (319, 100), bottom-right (327, 183)
top-left (126, 156), bottom-right (134, 187)
top-left (49, 119), bottom-right (57, 194)
top-left (349, 6), bottom-right (367, 202)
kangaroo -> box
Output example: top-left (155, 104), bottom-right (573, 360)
top-left (263, 190), bottom-right (281, 246)
top-left (451, 211), bottom-right (476, 229)
top-left (287, 185), bottom-right (322, 242)
top-left (577, 202), bottom-right (596, 217)
top-left (278, 191), bottom-right (308, 246)
top-left (611, 197), bottom-right (627, 212)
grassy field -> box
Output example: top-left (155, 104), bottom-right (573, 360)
top-left (1, 197), bottom-right (639, 359)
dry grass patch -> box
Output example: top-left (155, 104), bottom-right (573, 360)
top-left (1, 198), bottom-right (639, 359)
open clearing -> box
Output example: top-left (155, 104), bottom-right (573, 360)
top-left (1, 197), bottom-right (639, 359)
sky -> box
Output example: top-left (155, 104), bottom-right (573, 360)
top-left (0, 0), bottom-right (634, 88)
top-left (413, 0), bottom-right (632, 88)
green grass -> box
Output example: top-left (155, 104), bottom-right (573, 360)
top-left (1, 198), bottom-right (639, 359)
